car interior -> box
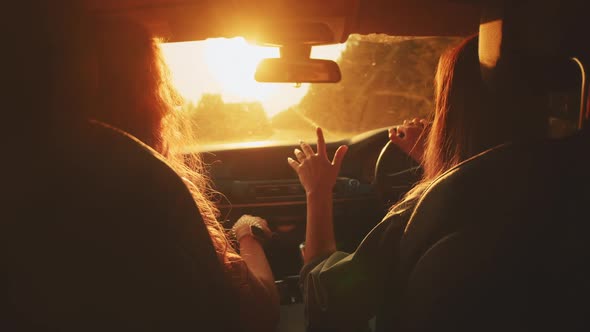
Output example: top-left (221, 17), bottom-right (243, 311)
top-left (5, 0), bottom-right (589, 331)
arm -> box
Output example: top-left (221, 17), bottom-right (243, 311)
top-left (288, 127), bottom-right (348, 263)
top-left (301, 215), bottom-right (408, 330)
top-left (232, 215), bottom-right (280, 332)
top-left (303, 190), bottom-right (335, 264)
top-left (238, 237), bottom-right (280, 332)
top-left (288, 127), bottom-right (409, 329)
top-left (239, 236), bottom-right (278, 304)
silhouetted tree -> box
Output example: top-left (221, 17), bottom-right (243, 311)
top-left (179, 94), bottom-right (272, 145)
top-left (177, 37), bottom-right (460, 146)
top-left (296, 36), bottom-right (460, 135)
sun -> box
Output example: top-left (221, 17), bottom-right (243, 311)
top-left (202, 38), bottom-right (278, 101)
top-left (161, 37), bottom-right (346, 117)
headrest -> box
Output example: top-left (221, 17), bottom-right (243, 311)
top-left (479, 0), bottom-right (588, 86)
top-left (478, 0), bottom-right (588, 129)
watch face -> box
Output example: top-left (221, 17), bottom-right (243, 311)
top-left (251, 225), bottom-right (264, 237)
top-left (250, 225), bottom-right (269, 243)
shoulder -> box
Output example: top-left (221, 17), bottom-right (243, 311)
top-left (65, 120), bottom-right (190, 197)
top-left (84, 120), bottom-right (173, 171)
top-left (400, 138), bottom-right (570, 271)
top-left (52, 120), bottom-right (205, 239)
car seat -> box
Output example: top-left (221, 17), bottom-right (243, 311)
top-left (1, 121), bottom-right (239, 330)
top-left (396, 0), bottom-right (590, 330)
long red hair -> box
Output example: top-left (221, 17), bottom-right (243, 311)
top-left (391, 34), bottom-right (547, 216)
top-left (390, 35), bottom-right (489, 215)
top-left (90, 17), bottom-right (236, 263)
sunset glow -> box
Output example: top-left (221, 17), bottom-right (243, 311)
top-left (161, 38), bottom-right (346, 117)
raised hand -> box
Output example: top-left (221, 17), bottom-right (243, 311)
top-left (288, 128), bottom-right (348, 196)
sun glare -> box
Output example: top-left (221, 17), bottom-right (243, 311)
top-left (161, 38), bottom-right (346, 117)
top-left (203, 38), bottom-right (278, 101)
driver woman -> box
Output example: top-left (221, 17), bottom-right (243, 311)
top-left (89, 17), bottom-right (279, 332)
top-left (288, 35), bottom-right (535, 331)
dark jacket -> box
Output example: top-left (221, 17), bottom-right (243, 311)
top-left (300, 209), bottom-right (413, 332)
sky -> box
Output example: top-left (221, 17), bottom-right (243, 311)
top-left (161, 37), bottom-right (346, 117)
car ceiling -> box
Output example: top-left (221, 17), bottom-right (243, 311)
top-left (85, 0), bottom-right (481, 44)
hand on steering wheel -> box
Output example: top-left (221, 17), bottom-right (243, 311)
top-left (389, 118), bottom-right (430, 163)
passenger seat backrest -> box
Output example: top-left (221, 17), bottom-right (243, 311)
top-left (398, 133), bottom-right (590, 331)
top-left (479, 0), bottom-right (589, 139)
top-left (1, 121), bottom-right (239, 331)
top-left (397, 1), bottom-right (590, 328)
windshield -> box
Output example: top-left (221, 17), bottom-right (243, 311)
top-left (161, 35), bottom-right (460, 147)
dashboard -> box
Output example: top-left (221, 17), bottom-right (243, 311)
top-left (196, 128), bottom-right (419, 285)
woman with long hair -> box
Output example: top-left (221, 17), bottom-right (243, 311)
top-left (387, 33), bottom-right (493, 215)
top-left (289, 35), bottom-right (538, 331)
top-left (89, 17), bottom-right (279, 331)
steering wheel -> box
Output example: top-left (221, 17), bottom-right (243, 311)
top-left (373, 140), bottom-right (423, 207)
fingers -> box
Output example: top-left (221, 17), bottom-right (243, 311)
top-left (393, 117), bottom-right (431, 141)
top-left (332, 145), bottom-right (348, 169)
top-left (316, 127), bottom-right (326, 157)
top-left (300, 141), bottom-right (315, 158)
top-left (396, 126), bottom-right (406, 139)
top-left (294, 148), bottom-right (306, 163)
top-left (401, 118), bottom-right (428, 128)
top-left (389, 127), bottom-right (396, 141)
top-left (287, 157), bottom-right (300, 171)
top-left (390, 126), bottom-right (406, 141)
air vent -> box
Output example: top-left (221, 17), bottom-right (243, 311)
top-left (229, 178), bottom-right (365, 203)
top-left (253, 183), bottom-right (305, 199)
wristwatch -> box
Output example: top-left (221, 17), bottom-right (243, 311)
top-left (231, 215), bottom-right (271, 244)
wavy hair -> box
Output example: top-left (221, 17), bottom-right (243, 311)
top-left (90, 17), bottom-right (236, 263)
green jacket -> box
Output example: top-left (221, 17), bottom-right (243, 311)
top-left (300, 210), bottom-right (412, 332)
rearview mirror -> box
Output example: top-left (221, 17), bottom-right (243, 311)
top-left (255, 58), bottom-right (341, 83)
